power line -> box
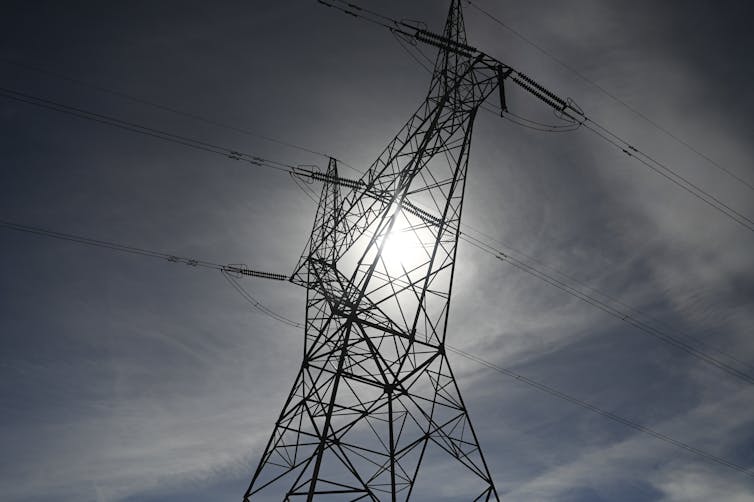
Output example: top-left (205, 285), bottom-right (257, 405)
top-left (10, 193), bottom-right (751, 390)
top-left (3, 217), bottom-right (751, 480)
top-left (4, 83), bottom-right (751, 383)
top-left (446, 345), bottom-right (754, 480)
top-left (457, 224), bottom-right (754, 375)
top-left (7, 61), bottom-right (753, 237)
top-left (221, 271), bottom-right (303, 329)
top-left (501, 110), bottom-right (580, 133)
top-left (0, 57), bottom-right (330, 161)
top-left (287, 163), bottom-right (754, 385)
top-left (0, 86), bottom-right (340, 188)
top-left (228, 273), bottom-right (754, 480)
top-left (334, 0), bottom-right (754, 235)
top-left (460, 231), bottom-right (754, 386)
top-left (0, 219), bottom-right (289, 281)
top-left (466, 0), bottom-right (754, 192)
top-left (289, 170), bottom-right (322, 204)
top-left (580, 119), bottom-right (754, 232)
top-left (0, 219), bottom-right (298, 328)
top-left (0, 87), bottom-right (297, 173)
top-left (0, 57), bottom-right (364, 176)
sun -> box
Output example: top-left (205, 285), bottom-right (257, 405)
top-left (376, 203), bottom-right (431, 273)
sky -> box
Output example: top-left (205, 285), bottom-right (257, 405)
top-left (1, 0), bottom-right (753, 501)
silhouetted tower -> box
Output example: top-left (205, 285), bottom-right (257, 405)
top-left (245, 2), bottom-right (509, 499)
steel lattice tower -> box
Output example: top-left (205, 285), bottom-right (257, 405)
top-left (245, 2), bottom-right (505, 499)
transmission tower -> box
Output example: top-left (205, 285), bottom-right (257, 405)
top-left (245, 1), bottom-right (526, 499)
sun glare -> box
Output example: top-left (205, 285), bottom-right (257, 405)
top-left (376, 204), bottom-right (429, 272)
top-left (380, 228), bottom-right (413, 265)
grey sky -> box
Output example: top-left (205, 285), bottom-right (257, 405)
top-left (1, 1), bottom-right (753, 501)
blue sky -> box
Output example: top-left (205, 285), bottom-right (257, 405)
top-left (1, 1), bottom-right (753, 500)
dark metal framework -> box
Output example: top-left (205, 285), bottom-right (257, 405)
top-left (245, 2), bottom-right (511, 499)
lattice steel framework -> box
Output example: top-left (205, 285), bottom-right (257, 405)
top-left (245, 2), bottom-right (505, 499)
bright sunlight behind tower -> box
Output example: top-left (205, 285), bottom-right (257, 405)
top-left (378, 202), bottom-right (432, 272)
